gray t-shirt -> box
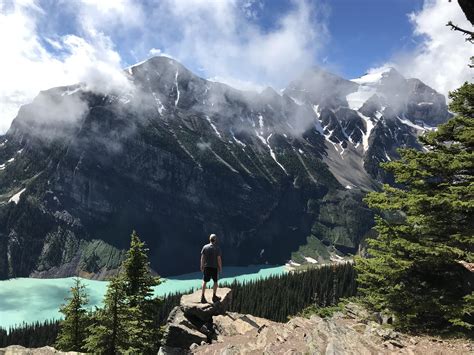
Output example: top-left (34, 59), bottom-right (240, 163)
top-left (201, 243), bottom-right (222, 269)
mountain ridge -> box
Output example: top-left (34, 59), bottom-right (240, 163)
top-left (0, 56), bottom-right (450, 279)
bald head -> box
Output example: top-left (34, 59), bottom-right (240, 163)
top-left (209, 234), bottom-right (217, 244)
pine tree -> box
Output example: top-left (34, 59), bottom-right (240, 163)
top-left (123, 230), bottom-right (160, 301)
top-left (55, 278), bottom-right (89, 352)
top-left (122, 230), bottom-right (161, 353)
top-left (83, 231), bottom-right (162, 354)
top-left (355, 82), bottom-right (474, 331)
top-left (84, 275), bottom-right (139, 354)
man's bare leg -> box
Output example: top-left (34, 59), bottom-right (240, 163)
top-left (201, 281), bottom-right (207, 302)
top-left (212, 281), bottom-right (221, 302)
top-left (213, 281), bottom-right (218, 297)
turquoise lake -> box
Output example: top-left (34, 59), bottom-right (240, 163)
top-left (0, 265), bottom-right (285, 329)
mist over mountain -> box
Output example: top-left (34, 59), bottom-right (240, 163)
top-left (0, 56), bottom-right (450, 279)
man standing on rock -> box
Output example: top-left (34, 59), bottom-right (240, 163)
top-left (200, 234), bottom-right (222, 303)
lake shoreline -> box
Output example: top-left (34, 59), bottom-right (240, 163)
top-left (0, 265), bottom-right (285, 329)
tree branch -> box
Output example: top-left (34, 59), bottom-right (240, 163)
top-left (446, 21), bottom-right (474, 43)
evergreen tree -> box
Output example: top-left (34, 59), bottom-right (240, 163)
top-left (228, 262), bottom-right (357, 322)
top-left (356, 83), bottom-right (474, 331)
top-left (85, 231), bottom-right (161, 354)
top-left (55, 278), bottom-right (89, 352)
top-left (84, 275), bottom-right (139, 354)
top-left (123, 230), bottom-right (160, 301)
top-left (122, 230), bottom-right (161, 353)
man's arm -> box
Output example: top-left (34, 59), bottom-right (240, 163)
top-left (217, 255), bottom-right (222, 273)
top-left (200, 254), bottom-right (205, 272)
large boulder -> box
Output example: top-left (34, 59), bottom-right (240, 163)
top-left (164, 308), bottom-right (208, 348)
top-left (161, 288), bottom-right (232, 351)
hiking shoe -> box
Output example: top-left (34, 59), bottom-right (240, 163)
top-left (201, 296), bottom-right (207, 304)
top-left (212, 295), bottom-right (221, 302)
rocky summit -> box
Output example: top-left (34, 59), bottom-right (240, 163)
top-left (0, 57), bottom-right (450, 279)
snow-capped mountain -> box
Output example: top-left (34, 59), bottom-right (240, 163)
top-left (285, 66), bottom-right (449, 185)
top-left (0, 57), bottom-right (449, 278)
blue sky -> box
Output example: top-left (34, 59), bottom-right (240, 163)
top-left (0, 0), bottom-right (471, 133)
top-left (214, 0), bottom-right (426, 79)
top-left (323, 0), bottom-right (425, 78)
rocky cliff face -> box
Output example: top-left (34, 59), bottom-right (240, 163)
top-left (0, 57), bottom-right (450, 278)
top-left (160, 288), bottom-right (234, 350)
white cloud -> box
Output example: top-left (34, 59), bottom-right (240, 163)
top-left (0, 0), bottom-right (132, 134)
top-left (376, 0), bottom-right (473, 97)
top-left (208, 76), bottom-right (265, 93)
top-left (145, 0), bottom-right (329, 90)
top-left (0, 0), bottom-right (330, 134)
top-left (75, 0), bottom-right (144, 34)
top-left (148, 48), bottom-right (162, 56)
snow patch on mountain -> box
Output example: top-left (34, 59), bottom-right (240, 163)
top-left (230, 130), bottom-right (246, 148)
top-left (398, 116), bottom-right (433, 132)
top-left (258, 114), bottom-right (264, 133)
top-left (209, 147), bottom-right (238, 173)
top-left (312, 108), bottom-right (325, 136)
top-left (338, 142), bottom-right (345, 157)
top-left (206, 116), bottom-right (222, 138)
top-left (125, 59), bottom-right (148, 76)
top-left (174, 69), bottom-right (180, 107)
top-left (357, 112), bottom-right (374, 152)
top-left (352, 67), bottom-right (393, 85)
top-left (151, 92), bottom-right (165, 115)
top-left (347, 68), bottom-right (397, 110)
top-left (346, 86), bottom-right (377, 110)
top-left (9, 188), bottom-right (26, 204)
top-left (288, 95), bottom-right (304, 106)
top-left (322, 126), bottom-right (339, 153)
top-left (256, 132), bottom-right (288, 174)
top-left (294, 148), bottom-right (317, 183)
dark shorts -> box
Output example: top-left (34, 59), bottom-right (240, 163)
top-left (203, 267), bottom-right (218, 283)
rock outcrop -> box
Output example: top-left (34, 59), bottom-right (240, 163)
top-left (0, 346), bottom-right (81, 355)
top-left (160, 288), bottom-right (233, 351)
top-left (160, 290), bottom-right (473, 354)
top-left (195, 313), bottom-right (394, 354)
top-left (195, 304), bottom-right (473, 355)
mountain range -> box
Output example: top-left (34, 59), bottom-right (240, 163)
top-left (0, 56), bottom-right (450, 278)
